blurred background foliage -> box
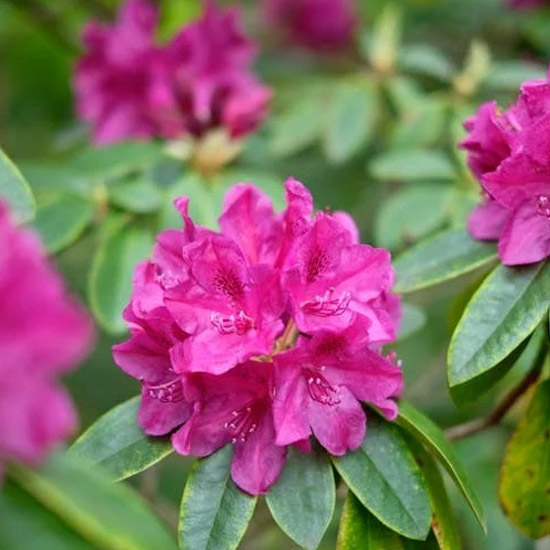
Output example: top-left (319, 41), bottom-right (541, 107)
top-left (1, 0), bottom-right (550, 548)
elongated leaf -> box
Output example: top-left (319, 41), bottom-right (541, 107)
top-left (397, 303), bottom-right (426, 342)
top-left (448, 261), bottom-right (550, 389)
top-left (337, 491), bottom-right (404, 550)
top-left (179, 446), bottom-right (256, 550)
top-left (370, 150), bottom-right (456, 182)
top-left (0, 147), bottom-right (35, 222)
top-left (0, 481), bottom-right (95, 550)
top-left (9, 453), bottom-right (178, 550)
top-left (499, 379), bottom-right (550, 539)
top-left (397, 402), bottom-right (485, 532)
top-left (69, 397), bottom-right (172, 481)
top-left (332, 419), bottom-right (431, 540)
top-left (398, 44), bottom-right (455, 81)
top-left (33, 193), bottom-right (94, 254)
top-left (405, 437), bottom-right (462, 550)
top-left (108, 176), bottom-right (163, 214)
top-left (324, 82), bottom-right (377, 164)
top-left (394, 228), bottom-right (497, 294)
top-left (375, 184), bottom-right (450, 251)
top-left (266, 447), bottom-right (335, 550)
top-left (89, 219), bottom-right (153, 334)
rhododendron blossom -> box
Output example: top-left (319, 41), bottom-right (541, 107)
top-left (0, 203), bottom-right (93, 477)
top-left (263, 0), bottom-right (357, 51)
top-left (461, 67), bottom-right (550, 265)
top-left (75, 0), bottom-right (270, 145)
top-left (113, 178), bottom-right (403, 495)
top-left (509, 0), bottom-right (550, 8)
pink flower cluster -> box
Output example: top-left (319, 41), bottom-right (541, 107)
top-left (113, 178), bottom-right (403, 495)
top-left (509, 0), bottom-right (550, 8)
top-left (461, 67), bottom-right (550, 265)
top-left (74, 0), bottom-right (270, 145)
top-left (0, 203), bottom-right (93, 478)
top-left (263, 0), bottom-right (357, 51)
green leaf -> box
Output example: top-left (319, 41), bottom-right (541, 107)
top-left (89, 219), bottom-right (153, 334)
top-left (0, 147), bottom-right (35, 223)
top-left (397, 303), bottom-right (426, 342)
top-left (364, 5), bottom-right (401, 73)
top-left (332, 418), bottom-right (431, 540)
top-left (394, 228), bottom-right (497, 294)
top-left (397, 402), bottom-right (485, 532)
top-left (398, 44), bottom-right (455, 81)
top-left (486, 61), bottom-right (547, 91)
top-left (405, 439), bottom-right (462, 550)
top-left (337, 491), bottom-right (404, 550)
top-left (69, 397), bottom-right (173, 481)
top-left (266, 447), bottom-right (335, 550)
top-left (33, 193), bottom-right (94, 254)
top-left (499, 379), bottom-right (550, 539)
top-left (324, 82), bottom-right (377, 164)
top-left (9, 452), bottom-right (178, 550)
top-left (448, 261), bottom-right (550, 389)
top-left (108, 175), bottom-right (163, 214)
top-left (375, 184), bottom-right (450, 250)
top-left (0, 481), bottom-right (95, 550)
top-left (370, 150), bottom-right (456, 182)
top-left (179, 446), bottom-right (256, 550)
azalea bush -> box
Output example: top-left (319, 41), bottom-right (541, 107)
top-left (1, 0), bottom-right (550, 549)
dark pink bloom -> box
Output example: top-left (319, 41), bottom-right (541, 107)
top-left (114, 177), bottom-right (401, 495)
top-left (0, 203), bottom-right (93, 474)
top-left (509, 0), bottom-right (550, 9)
top-left (263, 0), bottom-right (357, 51)
top-left (462, 68), bottom-right (550, 265)
top-left (75, 0), bottom-right (270, 145)
top-left (272, 323), bottom-right (402, 455)
top-left (172, 362), bottom-right (287, 495)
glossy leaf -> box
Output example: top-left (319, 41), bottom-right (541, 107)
top-left (266, 447), bottom-right (335, 550)
top-left (337, 491), bottom-right (404, 550)
top-left (375, 184), bottom-right (450, 250)
top-left (398, 44), bottom-right (455, 81)
top-left (9, 452), bottom-right (178, 550)
top-left (394, 228), bottom-right (497, 294)
top-left (370, 150), bottom-right (456, 182)
top-left (332, 418), bottom-right (431, 540)
top-left (406, 439), bottom-right (462, 550)
top-left (397, 303), bottom-right (426, 342)
top-left (324, 82), bottom-right (377, 164)
top-left (69, 397), bottom-right (172, 481)
top-left (0, 146), bottom-right (35, 222)
top-left (179, 446), bottom-right (256, 550)
top-left (499, 379), bottom-right (550, 539)
top-left (108, 175), bottom-right (163, 214)
top-left (448, 261), bottom-right (550, 389)
top-left (89, 218), bottom-right (153, 334)
top-left (0, 481), bottom-right (95, 550)
top-left (33, 193), bottom-right (94, 254)
top-left (397, 402), bottom-right (485, 531)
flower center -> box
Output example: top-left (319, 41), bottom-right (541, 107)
top-left (210, 310), bottom-right (254, 335)
top-left (147, 379), bottom-right (184, 403)
top-left (224, 401), bottom-right (263, 443)
top-left (537, 195), bottom-right (550, 219)
top-left (306, 246), bottom-right (330, 283)
top-left (301, 288), bottom-right (350, 317)
top-left (213, 268), bottom-right (244, 301)
top-left (303, 367), bottom-right (341, 406)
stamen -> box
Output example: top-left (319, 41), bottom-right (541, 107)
top-left (147, 379), bottom-right (184, 403)
top-left (210, 310), bottom-right (254, 335)
top-left (303, 368), bottom-right (340, 406)
top-left (301, 288), bottom-right (350, 317)
top-left (224, 401), bottom-right (262, 443)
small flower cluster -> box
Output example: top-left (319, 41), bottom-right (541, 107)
top-left (461, 66), bottom-right (550, 265)
top-left (114, 178), bottom-right (403, 495)
top-left (0, 203), bottom-right (92, 479)
top-left (263, 0), bottom-right (357, 51)
top-left (509, 0), bottom-right (549, 8)
top-left (74, 0), bottom-right (270, 145)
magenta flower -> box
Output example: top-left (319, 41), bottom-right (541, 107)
top-left (263, 0), bottom-right (357, 51)
top-left (75, 0), bottom-right (270, 145)
top-left (172, 362), bottom-right (287, 495)
top-left (461, 68), bottom-right (550, 265)
top-left (0, 202), bottom-right (93, 475)
top-left (114, 177), bottom-right (402, 495)
top-left (272, 323), bottom-right (402, 455)
top-left (509, 0), bottom-right (550, 8)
